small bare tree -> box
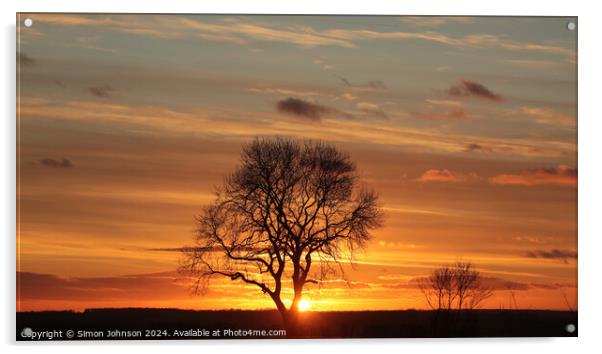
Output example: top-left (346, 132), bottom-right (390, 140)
top-left (418, 262), bottom-right (492, 311)
top-left (180, 138), bottom-right (383, 334)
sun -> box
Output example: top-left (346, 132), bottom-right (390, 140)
top-left (298, 299), bottom-right (311, 312)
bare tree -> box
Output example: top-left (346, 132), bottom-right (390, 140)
top-left (179, 138), bottom-right (383, 334)
top-left (418, 262), bottom-right (492, 311)
top-left (417, 266), bottom-right (454, 311)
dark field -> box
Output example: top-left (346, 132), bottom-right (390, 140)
top-left (17, 308), bottom-right (577, 340)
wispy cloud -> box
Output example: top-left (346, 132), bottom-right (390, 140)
top-left (39, 158), bottom-right (73, 168)
top-left (31, 14), bottom-right (355, 48)
top-left (525, 249), bottom-right (577, 263)
top-left (332, 74), bottom-right (387, 91)
top-left (19, 97), bottom-right (570, 159)
top-left (399, 16), bottom-right (476, 28)
top-left (425, 99), bottom-right (462, 107)
top-left (29, 14), bottom-right (574, 58)
top-left (356, 101), bottom-right (388, 119)
top-left (415, 108), bottom-right (468, 121)
top-left (248, 87), bottom-right (323, 98)
top-left (490, 165), bottom-right (577, 187)
top-left (521, 107), bottom-right (575, 127)
top-left (498, 58), bottom-right (564, 69)
top-left (322, 29), bottom-right (574, 57)
top-left (88, 85), bottom-right (115, 98)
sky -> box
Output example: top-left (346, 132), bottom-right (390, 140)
top-left (17, 14), bottom-right (577, 312)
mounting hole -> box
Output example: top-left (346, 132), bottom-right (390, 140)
top-left (565, 323), bottom-right (576, 333)
top-left (567, 22), bottom-right (576, 31)
top-left (23, 18), bottom-right (33, 27)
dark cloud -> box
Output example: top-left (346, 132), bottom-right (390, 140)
top-left (39, 158), bottom-right (73, 169)
top-left (332, 74), bottom-right (387, 90)
top-left (479, 277), bottom-right (530, 291)
top-left (88, 85), bottom-right (115, 98)
top-left (529, 282), bottom-right (575, 290)
top-left (333, 74), bottom-right (352, 87)
top-left (276, 97), bottom-right (328, 120)
top-left (276, 97), bottom-right (354, 121)
top-left (463, 143), bottom-right (493, 153)
top-left (490, 165), bottom-right (577, 187)
top-left (448, 80), bottom-right (503, 102)
top-left (18, 52), bottom-right (35, 66)
top-left (525, 249), bottom-right (577, 263)
top-left (17, 271), bottom-right (186, 302)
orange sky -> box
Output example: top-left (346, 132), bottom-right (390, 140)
top-left (17, 14), bottom-right (577, 312)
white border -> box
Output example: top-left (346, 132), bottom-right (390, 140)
top-left (2, 1), bottom-right (600, 353)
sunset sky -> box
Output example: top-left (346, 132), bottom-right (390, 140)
top-left (17, 14), bottom-right (577, 312)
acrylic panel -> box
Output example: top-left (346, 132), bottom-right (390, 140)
top-left (16, 14), bottom-right (577, 340)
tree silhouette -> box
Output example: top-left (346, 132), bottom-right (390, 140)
top-left (180, 138), bottom-right (383, 334)
top-left (417, 262), bottom-right (493, 311)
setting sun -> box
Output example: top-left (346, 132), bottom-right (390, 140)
top-left (298, 300), bottom-right (311, 312)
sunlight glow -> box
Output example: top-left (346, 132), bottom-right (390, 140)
top-left (298, 299), bottom-right (311, 312)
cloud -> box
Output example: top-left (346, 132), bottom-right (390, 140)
top-left (312, 59), bottom-right (334, 71)
top-left (333, 74), bottom-right (352, 87)
top-left (39, 158), bottom-right (73, 168)
top-left (356, 101), bottom-right (388, 119)
top-left (18, 52), bottom-right (35, 66)
top-left (363, 80), bottom-right (388, 90)
top-left (275, 97), bottom-right (354, 121)
top-left (521, 107), bottom-right (575, 127)
top-left (415, 108), bottom-right (468, 121)
top-left (448, 80), bottom-right (503, 102)
top-left (17, 271), bottom-right (187, 302)
top-left (32, 14), bottom-right (355, 49)
top-left (490, 165), bottom-right (577, 187)
top-left (179, 19), bottom-right (356, 48)
top-left (513, 236), bottom-right (548, 245)
top-left (399, 16), bottom-right (476, 28)
top-left (479, 277), bottom-right (530, 291)
top-left (147, 246), bottom-right (257, 253)
top-left (416, 169), bottom-right (478, 183)
top-left (332, 74), bottom-right (387, 91)
top-left (463, 143), bottom-right (493, 153)
top-left (248, 87), bottom-right (322, 98)
top-left (341, 93), bottom-right (357, 102)
top-left (276, 98), bottom-right (330, 121)
top-left (425, 99), bottom-right (462, 107)
top-left (88, 85), bottom-right (115, 98)
top-left (530, 282), bottom-right (576, 290)
top-left (323, 29), bottom-right (574, 57)
top-left (30, 14), bottom-right (574, 58)
top-left (498, 58), bottom-right (563, 69)
top-left (525, 249), bottom-right (577, 263)
top-left (19, 97), bottom-right (570, 160)
top-left (410, 275), bottom-right (530, 291)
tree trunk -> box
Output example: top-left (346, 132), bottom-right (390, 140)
top-left (279, 308), bottom-right (302, 338)
top-left (270, 292), bottom-right (302, 338)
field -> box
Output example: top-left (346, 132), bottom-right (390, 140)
top-left (17, 308), bottom-right (577, 340)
